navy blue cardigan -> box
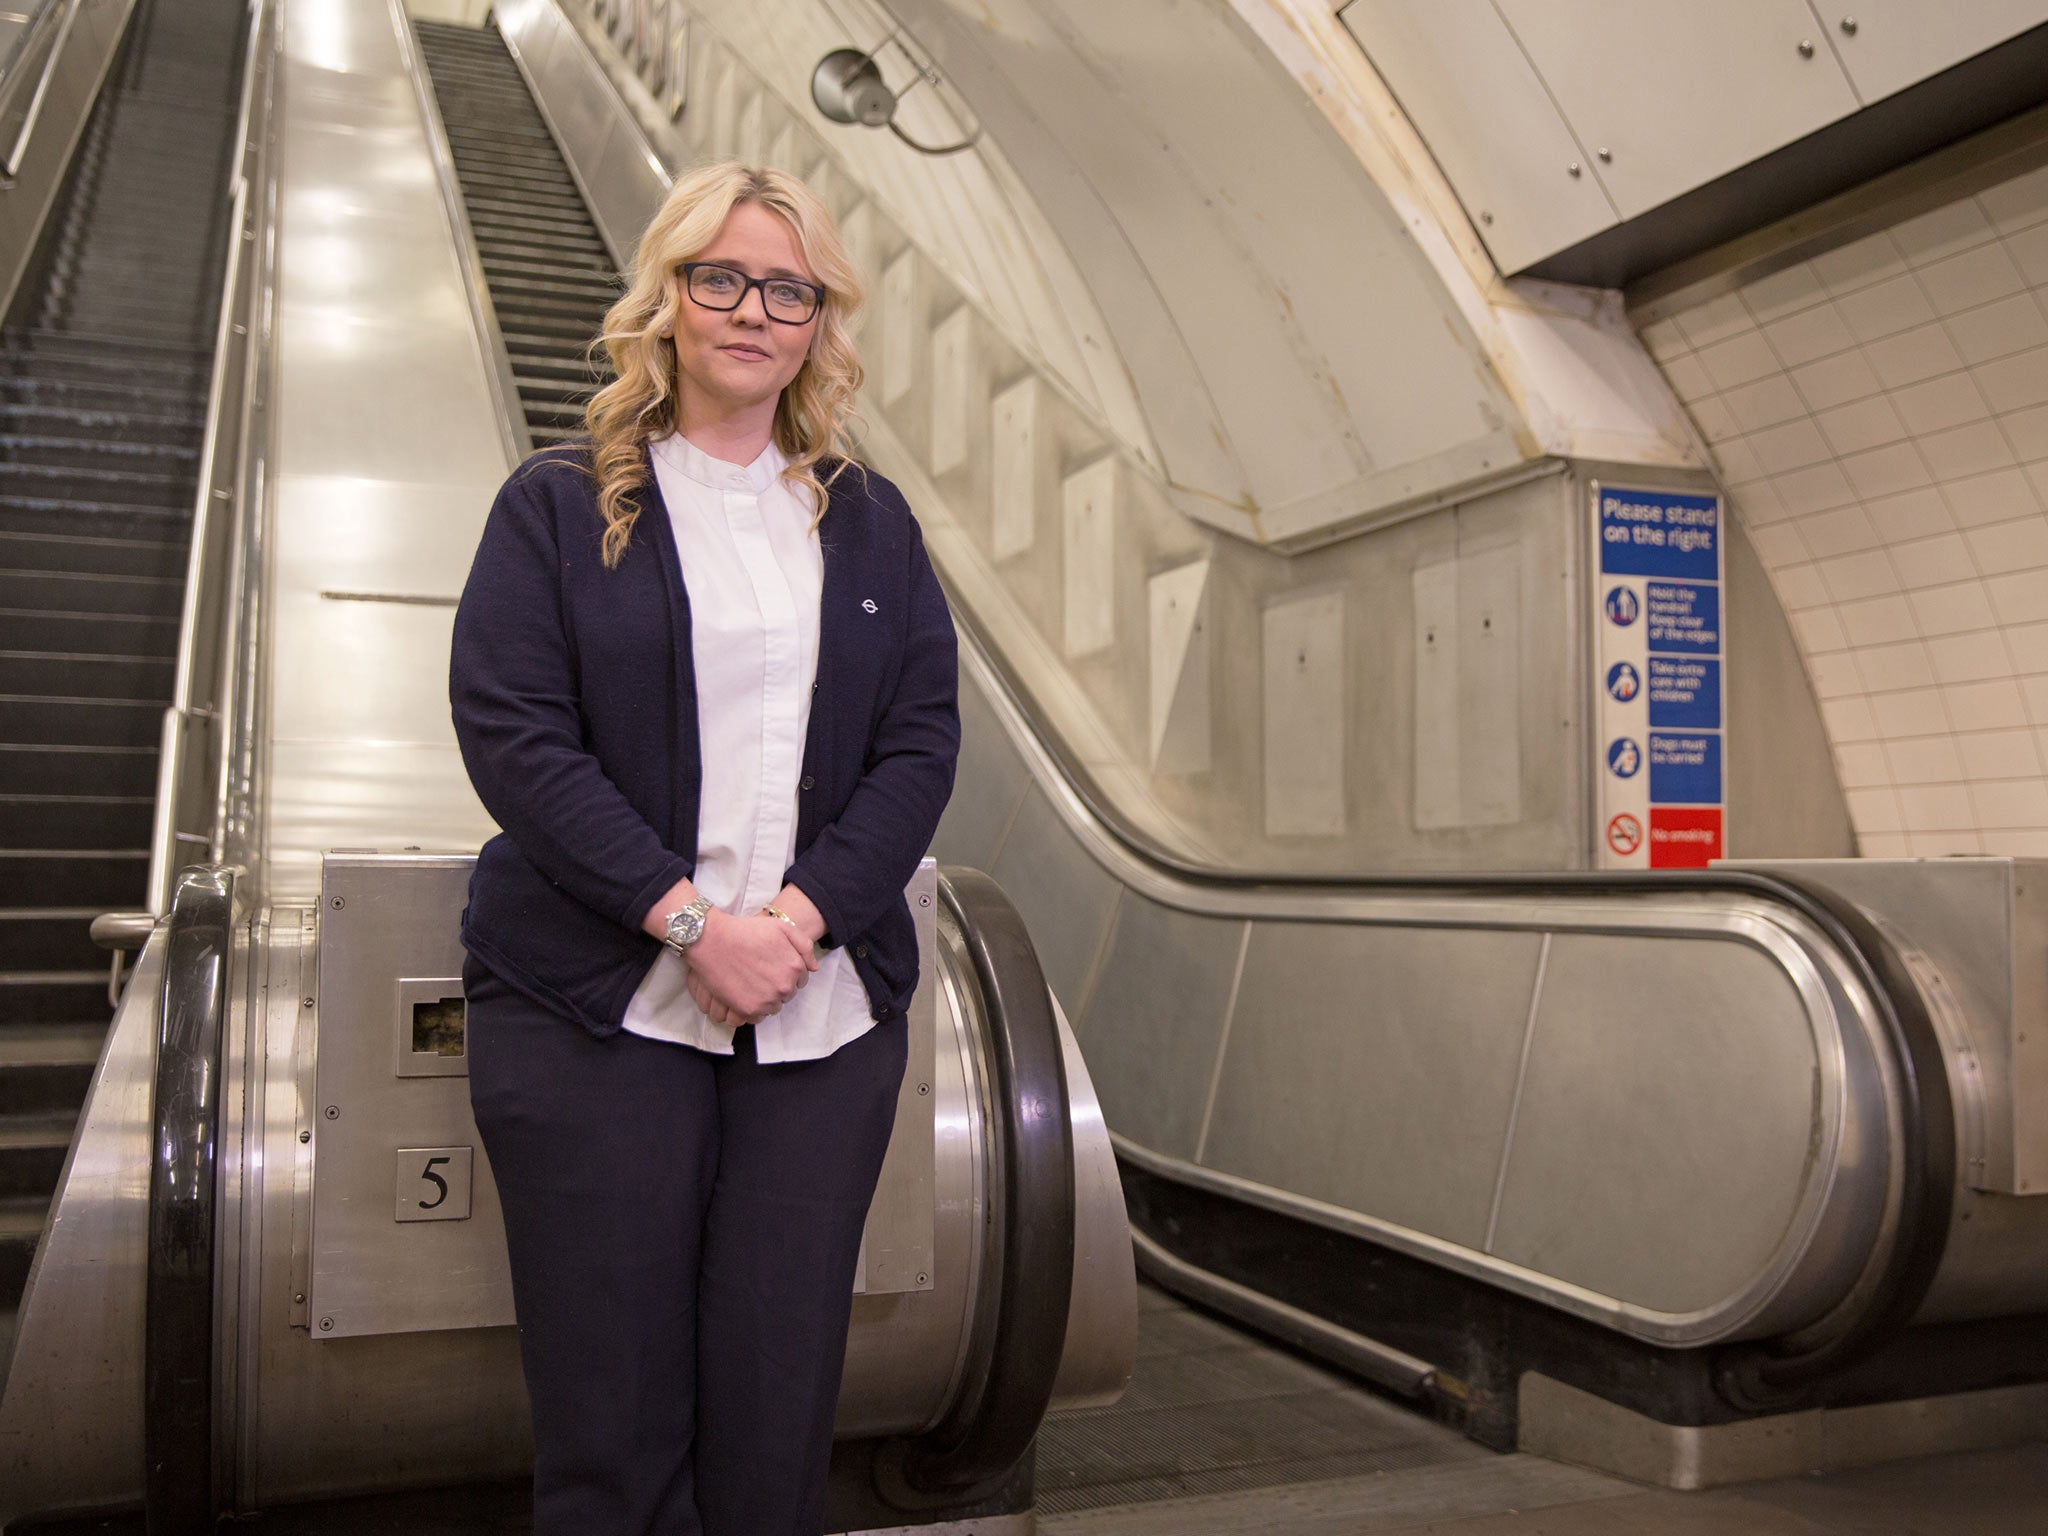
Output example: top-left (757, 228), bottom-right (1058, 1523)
top-left (449, 445), bottom-right (959, 1037)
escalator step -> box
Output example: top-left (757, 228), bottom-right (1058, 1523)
top-left (0, 609), bottom-right (180, 655)
top-left (0, 1196), bottom-right (45, 1311)
top-left (0, 914), bottom-right (105, 973)
top-left (0, 1022), bottom-right (105, 1116)
top-left (0, 567), bottom-right (185, 619)
top-left (0, 969), bottom-right (121, 1024)
top-left (0, 696), bottom-right (170, 752)
top-left (0, 1112), bottom-right (75, 1201)
top-left (0, 652), bottom-right (175, 701)
top-left (0, 742), bottom-right (159, 794)
top-left (0, 434), bottom-right (200, 474)
top-left (0, 463), bottom-right (194, 510)
top-left (0, 529), bottom-right (188, 580)
top-left (0, 795), bottom-right (155, 850)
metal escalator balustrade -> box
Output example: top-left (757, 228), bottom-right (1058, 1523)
top-left (0, 0), bottom-right (245, 1359)
top-left (413, 18), bottom-right (617, 447)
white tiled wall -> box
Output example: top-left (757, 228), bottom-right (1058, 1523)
top-left (1641, 162), bottom-right (2048, 856)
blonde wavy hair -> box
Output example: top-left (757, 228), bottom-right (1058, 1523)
top-left (583, 162), bottom-right (865, 567)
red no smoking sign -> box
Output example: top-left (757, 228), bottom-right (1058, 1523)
top-left (1606, 813), bottom-right (1642, 857)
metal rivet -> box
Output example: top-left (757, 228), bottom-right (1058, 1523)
top-left (298, 1129), bottom-right (311, 1144)
top-left (1797, 39), bottom-right (1815, 58)
top-left (323, 1105), bottom-right (339, 1120)
top-left (302, 997), bottom-right (314, 1008)
top-left (918, 894), bottom-right (932, 907)
top-left (1597, 147), bottom-right (1612, 163)
top-left (329, 896), bottom-right (345, 909)
top-left (917, 1081), bottom-right (931, 1096)
top-left (293, 1292), bottom-right (305, 1305)
top-left (916, 1273), bottom-right (929, 1287)
top-left (1567, 162), bottom-right (1582, 178)
top-left (1840, 16), bottom-right (1858, 36)
top-left (319, 1317), bottom-right (334, 1332)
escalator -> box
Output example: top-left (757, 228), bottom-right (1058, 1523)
top-left (413, 19), bottom-right (614, 446)
top-left (0, 0), bottom-right (245, 1361)
top-left (439, 0), bottom-right (2048, 1479)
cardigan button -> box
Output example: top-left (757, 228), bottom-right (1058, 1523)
top-left (854, 944), bottom-right (869, 958)
top-left (800, 775), bottom-right (815, 791)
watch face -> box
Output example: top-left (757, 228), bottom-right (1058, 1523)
top-left (668, 902), bottom-right (708, 949)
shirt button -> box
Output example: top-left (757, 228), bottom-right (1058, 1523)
top-left (855, 944), bottom-right (869, 958)
top-left (800, 775), bottom-right (815, 790)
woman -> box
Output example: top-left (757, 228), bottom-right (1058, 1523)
top-left (449, 162), bottom-right (959, 1535)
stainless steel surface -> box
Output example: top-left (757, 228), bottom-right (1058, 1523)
top-left (0, 0), bottom-right (74, 176)
top-left (235, 905), bottom-right (531, 1506)
top-left (1130, 1223), bottom-right (1435, 1400)
top-left (1732, 857), bottom-right (2048, 1323)
top-left (940, 617), bottom-right (1920, 1347)
top-left (0, 0), bottom-right (134, 316)
top-left (151, 0), bottom-right (277, 914)
top-left (1518, 1369), bottom-right (2048, 1491)
top-left (390, 0), bottom-right (530, 468)
top-left (0, 930), bottom-right (162, 1526)
top-left (1048, 993), bottom-right (1138, 1413)
top-left (306, 854), bottom-right (512, 1338)
top-left (90, 910), bottom-right (154, 948)
top-left (262, 0), bottom-right (504, 901)
top-left (859, 860), bottom-right (938, 1296)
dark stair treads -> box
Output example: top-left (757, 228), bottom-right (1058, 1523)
top-left (0, 649), bottom-right (178, 700)
top-left (0, 1112), bottom-right (75, 1201)
top-left (414, 17), bottom-right (621, 448)
top-left (0, 851), bottom-right (148, 911)
top-left (0, 1195), bottom-right (45, 1311)
top-left (0, 608), bottom-right (181, 655)
top-left (0, 529), bottom-right (191, 579)
top-left (0, 744), bottom-right (161, 794)
top-left (0, 1022), bottom-right (106, 1116)
top-left (0, 796), bottom-right (156, 850)
top-left (0, 970), bottom-right (119, 1025)
top-left (0, 565), bottom-right (189, 617)
top-left (0, 911), bottom-right (106, 972)
top-left (0, 696), bottom-right (166, 750)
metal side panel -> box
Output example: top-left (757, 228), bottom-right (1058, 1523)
top-left (0, 0), bottom-right (139, 317)
top-left (955, 622), bottom-right (1907, 1346)
top-left (493, 0), bottom-right (669, 265)
top-left (1730, 856), bottom-right (2048, 1323)
top-left (305, 854), bottom-right (511, 1338)
top-left (1048, 995), bottom-right (1139, 1413)
top-left (0, 932), bottom-right (162, 1528)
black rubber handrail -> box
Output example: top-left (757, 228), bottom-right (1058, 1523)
top-left (145, 864), bottom-right (234, 1533)
top-left (894, 867), bottom-right (1075, 1493)
top-left (947, 596), bottom-right (1953, 1407)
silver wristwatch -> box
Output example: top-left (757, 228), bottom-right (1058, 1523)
top-left (662, 896), bottom-right (714, 955)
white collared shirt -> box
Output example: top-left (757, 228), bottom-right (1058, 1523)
top-left (621, 432), bottom-right (874, 1062)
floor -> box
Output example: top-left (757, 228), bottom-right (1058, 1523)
top-left (28, 1284), bottom-right (2048, 1534)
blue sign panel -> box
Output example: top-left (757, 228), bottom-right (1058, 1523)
top-left (1647, 581), bottom-right (1720, 654)
top-left (1598, 488), bottom-right (1720, 580)
top-left (1649, 732), bottom-right (1722, 803)
top-left (1607, 737), bottom-right (1642, 779)
top-left (1647, 657), bottom-right (1720, 729)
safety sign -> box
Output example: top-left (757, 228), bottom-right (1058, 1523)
top-left (1593, 485), bottom-right (1727, 869)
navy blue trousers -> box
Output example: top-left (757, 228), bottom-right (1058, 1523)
top-left (465, 962), bottom-right (908, 1536)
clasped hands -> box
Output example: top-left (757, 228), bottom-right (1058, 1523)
top-left (646, 883), bottom-right (824, 1028)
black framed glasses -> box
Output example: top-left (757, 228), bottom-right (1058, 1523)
top-left (680, 262), bottom-right (824, 324)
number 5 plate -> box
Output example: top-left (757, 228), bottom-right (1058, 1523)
top-left (395, 1146), bottom-right (474, 1222)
